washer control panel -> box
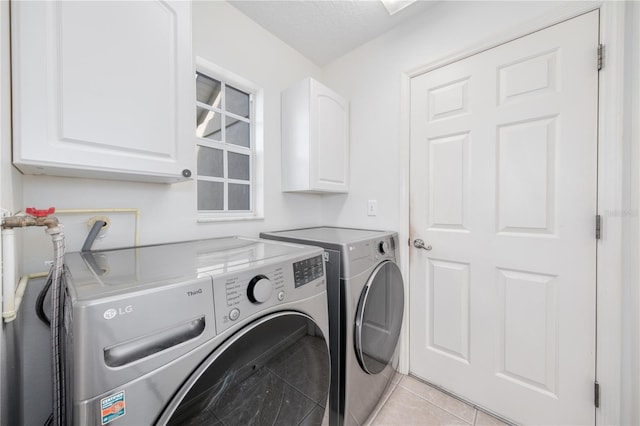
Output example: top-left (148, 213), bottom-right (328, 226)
top-left (293, 255), bottom-right (324, 288)
top-left (213, 253), bottom-right (326, 334)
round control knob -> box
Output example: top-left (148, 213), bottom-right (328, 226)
top-left (379, 241), bottom-right (389, 255)
top-left (247, 275), bottom-right (273, 304)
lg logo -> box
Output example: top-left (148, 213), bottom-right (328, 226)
top-left (103, 309), bottom-right (117, 320)
top-left (103, 305), bottom-right (133, 320)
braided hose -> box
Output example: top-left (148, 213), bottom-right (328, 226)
top-left (2, 211), bottom-right (68, 425)
top-left (46, 226), bottom-right (66, 426)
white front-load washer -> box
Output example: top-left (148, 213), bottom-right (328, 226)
top-left (260, 227), bottom-right (405, 426)
top-left (61, 236), bottom-right (330, 425)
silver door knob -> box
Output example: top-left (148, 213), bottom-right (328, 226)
top-left (413, 239), bottom-right (432, 251)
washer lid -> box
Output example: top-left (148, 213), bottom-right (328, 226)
top-left (355, 260), bottom-right (405, 374)
top-left (64, 236), bottom-right (319, 301)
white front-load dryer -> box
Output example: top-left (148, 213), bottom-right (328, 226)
top-left (62, 237), bottom-right (330, 425)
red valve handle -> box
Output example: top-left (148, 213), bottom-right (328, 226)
top-left (25, 207), bottom-right (56, 217)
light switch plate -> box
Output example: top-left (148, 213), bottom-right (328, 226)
top-left (367, 200), bottom-right (377, 216)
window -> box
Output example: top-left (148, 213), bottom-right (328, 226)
top-left (195, 59), bottom-right (262, 220)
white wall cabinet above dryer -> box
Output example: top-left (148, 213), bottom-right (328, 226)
top-left (11, 1), bottom-right (194, 183)
top-left (281, 77), bottom-right (349, 193)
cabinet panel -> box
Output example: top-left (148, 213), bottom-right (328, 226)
top-left (315, 93), bottom-right (348, 189)
top-left (11, 1), bottom-right (194, 183)
top-left (282, 78), bottom-right (349, 193)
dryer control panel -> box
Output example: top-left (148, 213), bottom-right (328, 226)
top-left (343, 234), bottom-right (398, 278)
top-left (212, 253), bottom-right (326, 334)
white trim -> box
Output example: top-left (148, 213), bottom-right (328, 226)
top-left (401, 2), bottom-right (625, 424)
top-left (194, 56), bottom-right (264, 220)
top-left (595, 3), bottom-right (625, 426)
top-left (398, 72), bottom-right (411, 375)
top-left (0, 1), bottom-right (9, 422)
top-left (406, 1), bottom-right (602, 79)
top-left (197, 214), bottom-right (265, 223)
top-left (196, 101), bottom-right (251, 124)
top-left (196, 57), bottom-right (261, 96)
top-left (629, 5), bottom-right (640, 425)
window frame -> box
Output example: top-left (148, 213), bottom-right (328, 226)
top-left (195, 57), bottom-right (264, 222)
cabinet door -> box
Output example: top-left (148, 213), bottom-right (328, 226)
top-left (310, 80), bottom-right (349, 192)
top-left (11, 1), bottom-right (194, 183)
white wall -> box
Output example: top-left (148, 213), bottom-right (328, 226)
top-left (11, 2), bottom-right (326, 423)
top-left (320, 1), bottom-right (638, 423)
top-left (7, 0), bottom-right (640, 423)
top-left (0, 3), bottom-right (21, 214)
top-left (1, 0), bottom-right (25, 422)
top-left (319, 9), bottom-right (574, 363)
top-left (0, 0), bottom-right (23, 283)
top-left (318, 0), bottom-right (566, 380)
top-left (1, 2), bottom-right (7, 424)
top-left (320, 1), bottom-right (564, 231)
top-left (20, 1), bottom-right (324, 272)
top-left (621, 2), bottom-right (640, 424)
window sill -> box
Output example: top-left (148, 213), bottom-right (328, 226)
top-left (197, 214), bottom-right (264, 223)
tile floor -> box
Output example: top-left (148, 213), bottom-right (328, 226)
top-left (367, 374), bottom-right (512, 426)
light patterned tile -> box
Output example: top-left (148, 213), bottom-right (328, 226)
top-left (382, 382), bottom-right (398, 403)
top-left (475, 411), bottom-right (509, 426)
top-left (398, 376), bottom-right (476, 424)
top-left (364, 382), bottom-right (398, 426)
top-left (392, 372), bottom-right (404, 385)
top-left (371, 386), bottom-right (469, 426)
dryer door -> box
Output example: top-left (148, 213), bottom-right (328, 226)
top-left (355, 260), bottom-right (405, 374)
top-left (157, 312), bottom-right (330, 425)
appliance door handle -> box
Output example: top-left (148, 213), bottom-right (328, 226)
top-left (104, 316), bottom-right (206, 367)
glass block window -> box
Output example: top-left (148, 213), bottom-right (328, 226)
top-left (196, 71), bottom-right (253, 213)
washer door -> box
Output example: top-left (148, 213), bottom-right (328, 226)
top-left (354, 260), bottom-right (405, 375)
top-left (157, 312), bottom-right (330, 425)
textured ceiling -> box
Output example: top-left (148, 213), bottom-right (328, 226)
top-left (228, 0), bottom-right (439, 66)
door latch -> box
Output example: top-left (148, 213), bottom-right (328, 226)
top-left (413, 239), bottom-right (432, 251)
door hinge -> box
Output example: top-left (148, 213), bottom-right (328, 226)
top-left (596, 214), bottom-right (602, 240)
top-left (598, 44), bottom-right (604, 71)
top-left (594, 381), bottom-right (600, 408)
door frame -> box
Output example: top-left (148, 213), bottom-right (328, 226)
top-left (398, 2), bottom-right (625, 425)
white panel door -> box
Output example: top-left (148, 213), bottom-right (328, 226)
top-left (409, 11), bottom-right (598, 425)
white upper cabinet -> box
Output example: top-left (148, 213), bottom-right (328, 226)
top-left (11, 1), bottom-right (194, 183)
top-left (281, 78), bottom-right (349, 193)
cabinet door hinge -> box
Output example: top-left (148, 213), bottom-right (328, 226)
top-left (594, 381), bottom-right (600, 408)
top-left (598, 44), bottom-right (604, 71)
top-left (596, 214), bottom-right (602, 240)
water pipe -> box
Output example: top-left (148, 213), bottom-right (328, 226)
top-left (1, 228), bottom-right (15, 321)
top-left (1, 208), bottom-right (65, 322)
top-left (55, 208), bottom-right (140, 246)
